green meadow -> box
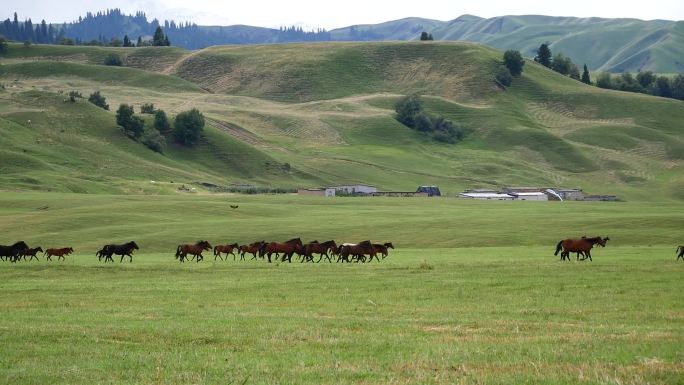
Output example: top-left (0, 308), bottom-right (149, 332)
top-left (1, 193), bottom-right (683, 384)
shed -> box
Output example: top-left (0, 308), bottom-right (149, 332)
top-left (459, 192), bottom-right (514, 200)
top-left (416, 186), bottom-right (441, 197)
top-left (511, 192), bottom-right (548, 201)
top-left (329, 185), bottom-right (377, 195)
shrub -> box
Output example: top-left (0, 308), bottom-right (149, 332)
top-left (116, 104), bottom-right (144, 139)
top-left (104, 53), bottom-right (123, 66)
top-left (394, 95), bottom-right (466, 144)
top-left (503, 50), bottom-right (524, 77)
top-left (495, 65), bottom-right (512, 87)
top-left (140, 103), bottom-right (155, 114)
top-left (153, 110), bottom-right (171, 134)
top-left (88, 91), bottom-right (109, 110)
top-left (68, 90), bottom-right (83, 99)
top-left (174, 108), bottom-right (205, 146)
top-left (142, 129), bottom-right (166, 153)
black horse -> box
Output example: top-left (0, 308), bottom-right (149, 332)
top-left (677, 245), bottom-right (684, 261)
top-left (99, 241), bottom-right (139, 263)
top-left (0, 241), bottom-right (30, 263)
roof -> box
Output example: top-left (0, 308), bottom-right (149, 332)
top-left (460, 193), bottom-right (514, 199)
top-left (511, 192), bottom-right (547, 196)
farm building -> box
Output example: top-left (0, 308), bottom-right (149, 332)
top-left (416, 186), bottom-right (441, 196)
top-left (510, 192), bottom-right (548, 201)
top-left (373, 191), bottom-right (429, 197)
top-left (555, 188), bottom-right (585, 201)
top-left (459, 192), bottom-right (515, 200)
top-left (330, 185), bottom-right (377, 195)
top-left (297, 188), bottom-right (336, 197)
top-left (504, 187), bottom-right (542, 194)
top-left (584, 195), bottom-right (618, 201)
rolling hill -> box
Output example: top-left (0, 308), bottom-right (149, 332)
top-left (0, 41), bottom-right (683, 200)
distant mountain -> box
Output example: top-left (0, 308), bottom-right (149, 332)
top-left (3, 10), bottom-right (683, 72)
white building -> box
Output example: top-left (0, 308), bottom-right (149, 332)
top-left (329, 185), bottom-right (377, 195)
top-left (459, 192), bottom-right (515, 200)
top-left (510, 192), bottom-right (548, 201)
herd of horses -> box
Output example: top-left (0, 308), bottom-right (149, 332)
top-left (2, 237), bottom-right (684, 264)
top-left (174, 239), bottom-right (395, 263)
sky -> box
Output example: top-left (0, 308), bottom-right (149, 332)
top-left (6, 0), bottom-right (684, 29)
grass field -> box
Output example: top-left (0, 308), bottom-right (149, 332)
top-left (1, 193), bottom-right (683, 384)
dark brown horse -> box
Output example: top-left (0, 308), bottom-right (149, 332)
top-left (20, 246), bottom-right (43, 261)
top-left (0, 241), bottom-right (29, 263)
top-left (262, 238), bottom-right (303, 263)
top-left (45, 247), bottom-right (74, 261)
top-left (99, 241), bottom-right (139, 263)
top-left (240, 241), bottom-right (265, 260)
top-left (338, 241), bottom-right (376, 263)
top-left (303, 240), bottom-right (337, 263)
top-left (214, 243), bottom-right (239, 261)
top-left (554, 237), bottom-right (609, 262)
top-left (176, 240), bottom-right (212, 263)
top-left (677, 246), bottom-right (684, 261)
top-left (372, 242), bottom-right (394, 260)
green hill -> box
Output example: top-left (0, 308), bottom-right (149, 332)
top-left (1, 42), bottom-right (683, 200)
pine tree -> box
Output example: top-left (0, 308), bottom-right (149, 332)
top-left (123, 34), bottom-right (132, 47)
top-left (137, 36), bottom-right (142, 46)
top-left (153, 26), bottom-right (165, 46)
top-left (581, 64), bottom-right (591, 84)
top-left (534, 43), bottom-right (552, 68)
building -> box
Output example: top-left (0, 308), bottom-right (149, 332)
top-left (504, 187), bottom-right (542, 194)
top-left (298, 188), bottom-right (336, 197)
top-left (329, 185), bottom-right (377, 195)
top-left (373, 191), bottom-right (429, 197)
top-left (583, 195), bottom-right (618, 201)
top-left (510, 192), bottom-right (548, 201)
top-left (459, 192), bottom-right (515, 200)
top-left (555, 188), bottom-right (585, 201)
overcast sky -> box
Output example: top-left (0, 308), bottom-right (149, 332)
top-left (7, 0), bottom-right (684, 29)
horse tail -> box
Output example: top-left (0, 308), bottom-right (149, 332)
top-left (678, 246), bottom-right (682, 255)
top-left (554, 240), bottom-right (563, 256)
top-left (213, 246), bottom-right (219, 256)
top-left (175, 245), bottom-right (182, 258)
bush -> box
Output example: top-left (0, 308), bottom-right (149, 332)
top-left (88, 91), bottom-right (109, 110)
top-left (104, 53), bottom-right (123, 66)
top-left (503, 50), bottom-right (524, 77)
top-left (395, 94), bottom-right (422, 128)
top-left (68, 90), bottom-right (83, 99)
top-left (142, 129), bottom-right (166, 153)
top-left (394, 95), bottom-right (466, 144)
top-left (140, 103), bottom-right (155, 114)
top-left (174, 108), bottom-right (205, 146)
top-left (153, 110), bottom-right (171, 134)
top-left (495, 65), bottom-right (512, 87)
top-left (116, 104), bottom-right (144, 139)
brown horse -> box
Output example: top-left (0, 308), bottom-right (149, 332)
top-left (338, 241), bottom-right (376, 263)
top-left (176, 240), bottom-right (212, 263)
top-left (372, 242), bottom-right (394, 260)
top-left (303, 240), bottom-right (337, 263)
top-left (262, 238), bottom-right (303, 263)
top-left (45, 247), bottom-right (74, 261)
top-left (20, 246), bottom-right (43, 261)
top-left (554, 237), bottom-right (609, 262)
top-left (214, 243), bottom-right (239, 261)
top-left (677, 246), bottom-right (684, 261)
top-left (239, 241), bottom-right (265, 260)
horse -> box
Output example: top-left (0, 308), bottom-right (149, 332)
top-left (175, 240), bottom-right (212, 263)
top-left (0, 241), bottom-right (30, 263)
top-left (372, 242), bottom-right (394, 260)
top-left (303, 240), bottom-right (337, 263)
top-left (554, 237), bottom-right (609, 262)
top-left (262, 238), bottom-right (303, 263)
top-left (100, 241), bottom-right (139, 263)
top-left (677, 246), bottom-right (684, 261)
top-left (213, 243), bottom-right (239, 261)
top-left (20, 246), bottom-right (43, 261)
top-left (44, 247), bottom-right (74, 261)
top-left (239, 241), bottom-right (265, 261)
top-left (337, 241), bottom-right (376, 263)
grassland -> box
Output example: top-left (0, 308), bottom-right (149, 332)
top-left (1, 193), bottom-right (683, 384)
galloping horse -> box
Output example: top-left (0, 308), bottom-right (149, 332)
top-left (45, 247), bottom-right (74, 261)
top-left (554, 237), bottom-right (609, 262)
top-left (213, 243), bottom-right (239, 261)
top-left (303, 240), bottom-right (337, 263)
top-left (262, 238), bottom-right (303, 263)
top-left (372, 242), bottom-right (394, 260)
top-left (338, 241), bottom-right (377, 263)
top-left (175, 241), bottom-right (212, 263)
top-left (240, 241), bottom-right (265, 260)
top-left (0, 241), bottom-right (29, 263)
top-left (677, 245), bottom-right (684, 261)
top-left (99, 241), bottom-right (139, 263)
top-left (20, 247), bottom-right (43, 261)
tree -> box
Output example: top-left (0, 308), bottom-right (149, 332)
top-left (595, 72), bottom-right (612, 89)
top-left (174, 108), bottom-right (205, 145)
top-left (503, 50), bottom-right (525, 77)
top-left (495, 64), bottom-right (512, 87)
top-left (655, 76), bottom-right (672, 98)
top-left (108, 37), bottom-right (123, 47)
top-left (636, 70), bottom-right (656, 89)
top-left (140, 103), bottom-right (155, 114)
top-left (420, 32), bottom-right (430, 41)
top-left (0, 37), bottom-right (7, 55)
top-left (137, 36), bottom-right (142, 46)
top-left (116, 104), bottom-right (135, 127)
top-left (428, 33), bottom-right (434, 41)
top-left (88, 91), bottom-right (109, 110)
top-left (153, 110), bottom-right (171, 134)
top-left (672, 74), bottom-right (684, 100)
top-left (568, 63), bottom-right (580, 80)
top-left (394, 95), bottom-right (422, 128)
top-left (581, 64), bottom-right (591, 84)
top-left (123, 35), bottom-right (133, 47)
top-left (142, 129), bottom-right (166, 153)
top-left (116, 104), bottom-right (144, 138)
top-left (550, 53), bottom-right (573, 75)
top-left (153, 26), bottom-right (170, 46)
top-left (534, 43), bottom-right (552, 67)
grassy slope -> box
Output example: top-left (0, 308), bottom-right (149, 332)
top-left (0, 42), bottom-right (683, 200)
top-left (0, 193), bottom-right (683, 385)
